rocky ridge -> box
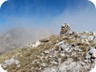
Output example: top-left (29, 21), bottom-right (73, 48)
top-left (0, 25), bottom-right (96, 72)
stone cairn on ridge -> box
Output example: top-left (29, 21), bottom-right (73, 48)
top-left (60, 23), bottom-right (71, 35)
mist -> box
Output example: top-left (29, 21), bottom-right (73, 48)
top-left (0, 0), bottom-right (96, 51)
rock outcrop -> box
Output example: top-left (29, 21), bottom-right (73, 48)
top-left (0, 24), bottom-right (96, 72)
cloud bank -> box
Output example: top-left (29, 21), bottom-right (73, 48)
top-left (0, 0), bottom-right (96, 43)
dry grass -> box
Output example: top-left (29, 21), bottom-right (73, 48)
top-left (0, 32), bottom-right (95, 72)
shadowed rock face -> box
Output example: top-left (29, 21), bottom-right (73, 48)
top-left (0, 25), bottom-right (96, 72)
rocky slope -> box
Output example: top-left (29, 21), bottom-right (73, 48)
top-left (0, 26), bottom-right (96, 72)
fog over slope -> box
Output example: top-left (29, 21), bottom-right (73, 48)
top-left (0, 0), bottom-right (96, 54)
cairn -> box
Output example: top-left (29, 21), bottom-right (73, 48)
top-left (60, 23), bottom-right (71, 35)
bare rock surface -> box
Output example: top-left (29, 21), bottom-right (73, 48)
top-left (0, 24), bottom-right (96, 72)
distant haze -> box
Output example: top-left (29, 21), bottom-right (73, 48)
top-left (0, 0), bottom-right (96, 43)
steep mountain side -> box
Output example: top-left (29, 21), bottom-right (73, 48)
top-left (0, 24), bottom-right (96, 72)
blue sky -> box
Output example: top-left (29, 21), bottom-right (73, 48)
top-left (0, 0), bottom-right (96, 33)
top-left (0, 0), bottom-right (88, 17)
top-left (0, 0), bottom-right (83, 15)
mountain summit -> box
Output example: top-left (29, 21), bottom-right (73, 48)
top-left (0, 23), bottom-right (96, 72)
